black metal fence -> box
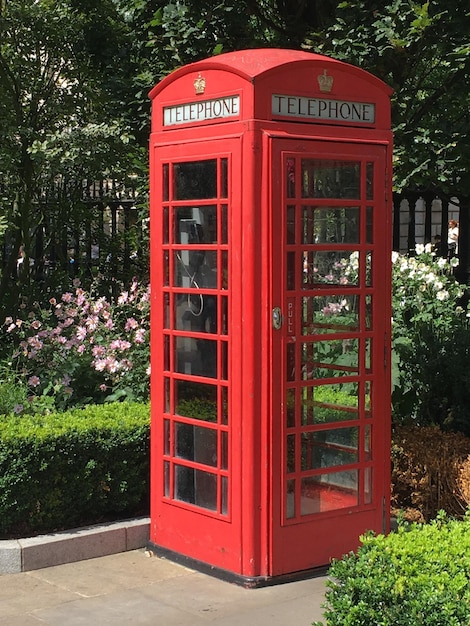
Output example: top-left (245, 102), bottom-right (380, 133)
top-left (1, 177), bottom-right (148, 290)
top-left (393, 190), bottom-right (470, 284)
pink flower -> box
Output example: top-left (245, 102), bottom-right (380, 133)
top-left (27, 336), bottom-right (43, 350)
top-left (28, 375), bottom-right (40, 387)
top-left (76, 326), bottom-right (87, 341)
top-left (31, 320), bottom-right (42, 329)
top-left (62, 292), bottom-right (73, 303)
top-left (118, 291), bottom-right (128, 305)
top-left (125, 317), bottom-right (139, 331)
top-left (134, 329), bottom-right (146, 344)
top-left (109, 339), bottom-right (131, 351)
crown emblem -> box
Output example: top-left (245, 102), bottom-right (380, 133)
top-left (194, 73), bottom-right (206, 95)
top-left (317, 70), bottom-right (333, 93)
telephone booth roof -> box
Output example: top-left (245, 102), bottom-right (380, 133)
top-left (149, 48), bottom-right (393, 132)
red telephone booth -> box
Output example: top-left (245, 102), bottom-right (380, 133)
top-left (149, 48), bottom-right (393, 585)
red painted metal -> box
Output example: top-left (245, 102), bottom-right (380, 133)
top-left (149, 48), bottom-right (393, 582)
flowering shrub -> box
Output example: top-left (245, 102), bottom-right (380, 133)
top-left (392, 244), bottom-right (470, 432)
top-left (1, 279), bottom-right (150, 412)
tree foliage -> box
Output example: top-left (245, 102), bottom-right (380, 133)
top-left (0, 0), bottom-right (144, 315)
top-left (312, 0), bottom-right (470, 199)
top-left (1, 0), bottom-right (469, 316)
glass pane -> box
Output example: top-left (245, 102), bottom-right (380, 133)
top-left (286, 388), bottom-right (296, 427)
top-left (175, 380), bottom-right (218, 422)
top-left (303, 250), bottom-right (360, 288)
top-left (164, 292), bottom-right (170, 328)
top-left (364, 424), bottom-right (371, 461)
top-left (221, 430), bottom-right (228, 469)
top-left (174, 465), bottom-right (217, 511)
top-left (221, 296), bottom-right (228, 335)
top-left (175, 422), bottom-right (217, 467)
top-left (286, 479), bottom-right (296, 519)
top-left (221, 204), bottom-right (228, 244)
top-left (287, 343), bottom-right (296, 381)
top-left (303, 207), bottom-right (360, 244)
top-left (164, 335), bottom-right (170, 371)
top-left (163, 163), bottom-right (169, 201)
top-left (164, 461), bottom-right (170, 497)
top-left (287, 251), bottom-right (296, 290)
top-left (176, 336), bottom-right (217, 378)
top-left (301, 339), bottom-right (359, 380)
top-left (365, 338), bottom-right (372, 372)
top-left (286, 158), bottom-right (296, 197)
top-left (366, 206), bottom-right (373, 243)
top-left (365, 381), bottom-right (372, 418)
top-left (287, 206), bottom-right (296, 244)
top-left (221, 250), bottom-right (228, 289)
top-left (366, 162), bottom-right (374, 200)
top-left (173, 250), bottom-right (217, 289)
top-left (163, 206), bottom-right (169, 243)
top-left (174, 206), bottom-right (217, 244)
top-left (163, 251), bottom-right (169, 286)
top-left (221, 476), bottom-right (228, 515)
top-left (364, 467), bottom-right (372, 504)
top-left (221, 341), bottom-right (228, 380)
top-left (221, 158), bottom-right (228, 198)
top-left (301, 427), bottom-right (358, 471)
top-left (365, 295), bottom-right (372, 330)
top-left (174, 292), bottom-right (217, 333)
top-left (301, 383), bottom-right (359, 425)
top-left (287, 434), bottom-right (296, 473)
top-left (173, 160), bottom-right (217, 200)
top-left (221, 386), bottom-right (228, 425)
top-left (302, 294), bottom-right (360, 335)
top-left (366, 251), bottom-right (372, 286)
top-left (164, 420), bottom-right (170, 455)
top-left (301, 160), bottom-right (360, 199)
top-left (164, 377), bottom-right (170, 413)
top-left (300, 471), bottom-right (359, 514)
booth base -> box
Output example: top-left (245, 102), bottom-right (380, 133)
top-left (146, 541), bottom-right (329, 588)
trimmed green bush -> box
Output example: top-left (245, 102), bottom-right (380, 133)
top-left (0, 402), bottom-right (150, 538)
top-left (314, 513), bottom-right (470, 626)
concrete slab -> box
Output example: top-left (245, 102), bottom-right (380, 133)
top-left (0, 550), bottom-right (328, 626)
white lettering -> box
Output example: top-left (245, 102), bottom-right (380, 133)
top-left (163, 95), bottom-right (240, 126)
top-left (272, 94), bottom-right (376, 124)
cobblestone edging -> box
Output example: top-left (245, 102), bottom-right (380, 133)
top-left (0, 517), bottom-right (150, 575)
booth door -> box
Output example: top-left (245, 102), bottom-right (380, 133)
top-left (270, 139), bottom-right (391, 575)
top-left (150, 138), bottom-right (244, 573)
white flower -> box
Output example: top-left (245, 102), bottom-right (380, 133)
top-left (436, 290), bottom-right (449, 301)
top-left (415, 244), bottom-right (425, 255)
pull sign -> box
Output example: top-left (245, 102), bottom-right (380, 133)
top-left (272, 307), bottom-right (283, 330)
top-left (287, 298), bottom-right (295, 336)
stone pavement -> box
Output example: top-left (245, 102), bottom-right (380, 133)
top-left (0, 549), bottom-right (329, 625)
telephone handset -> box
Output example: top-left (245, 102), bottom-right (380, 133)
top-left (177, 218), bottom-right (205, 316)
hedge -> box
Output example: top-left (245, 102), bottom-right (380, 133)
top-left (0, 402), bottom-right (150, 538)
top-left (314, 513), bottom-right (470, 626)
